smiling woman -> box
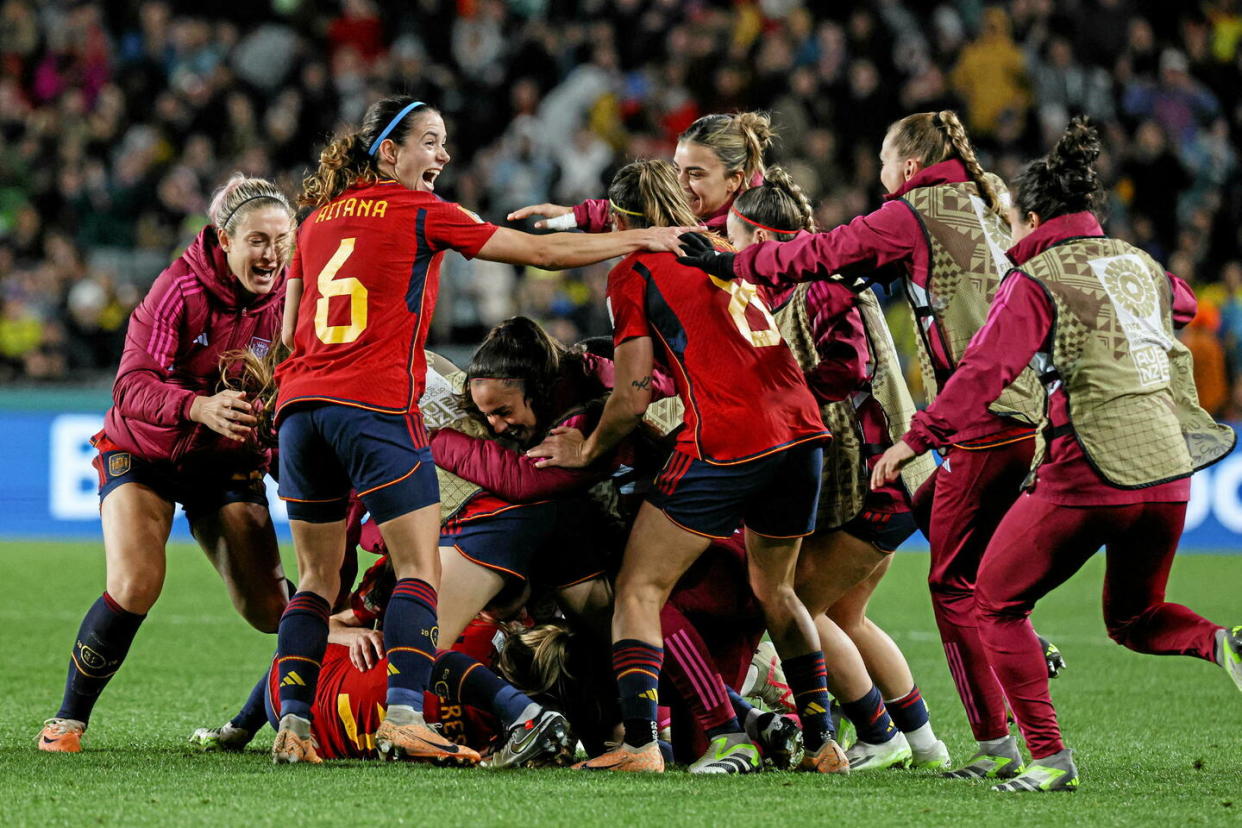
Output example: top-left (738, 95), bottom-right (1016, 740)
top-left (266, 95), bottom-right (690, 767)
top-left (37, 172), bottom-right (297, 755)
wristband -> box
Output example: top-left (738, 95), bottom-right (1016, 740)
top-left (544, 213), bottom-right (579, 230)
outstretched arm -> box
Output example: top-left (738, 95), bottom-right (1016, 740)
top-left (476, 226), bottom-right (692, 270)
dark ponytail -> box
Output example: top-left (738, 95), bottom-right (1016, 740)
top-left (461, 316), bottom-right (577, 428)
top-left (731, 166), bottom-right (816, 242)
top-left (1013, 117), bottom-right (1104, 222)
top-left (300, 96), bottom-right (438, 208)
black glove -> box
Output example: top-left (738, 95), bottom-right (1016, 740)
top-left (1037, 634), bottom-right (1067, 679)
top-left (676, 232), bottom-right (737, 280)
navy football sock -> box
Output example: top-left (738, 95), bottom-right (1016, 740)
top-left (613, 639), bottom-right (663, 747)
top-left (841, 685), bottom-right (899, 744)
top-left (384, 579), bottom-right (438, 712)
top-left (56, 593), bottom-right (145, 725)
top-left (726, 686), bottom-right (757, 720)
top-left (885, 684), bottom-right (931, 733)
top-left (230, 669), bottom-right (273, 733)
top-left (782, 651), bottom-right (833, 752)
top-left (433, 650), bottom-right (535, 727)
top-left (275, 591), bottom-right (330, 720)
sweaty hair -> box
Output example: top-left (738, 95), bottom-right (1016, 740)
top-left (300, 96), bottom-right (439, 208)
top-left (730, 166), bottom-right (817, 242)
top-left (208, 173), bottom-right (294, 237)
top-left (461, 316), bottom-right (581, 429)
top-left (495, 622), bottom-right (576, 698)
top-left (218, 342), bottom-right (289, 449)
top-left (679, 111), bottom-right (774, 188)
top-left (887, 110), bottom-right (1004, 217)
top-left (1013, 117), bottom-right (1104, 221)
top-left (607, 159), bottom-right (701, 229)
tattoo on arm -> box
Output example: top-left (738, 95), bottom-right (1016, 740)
top-left (631, 376), bottom-right (652, 391)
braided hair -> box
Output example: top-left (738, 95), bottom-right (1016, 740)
top-left (887, 110), bottom-right (1005, 218)
top-left (730, 166), bottom-right (816, 242)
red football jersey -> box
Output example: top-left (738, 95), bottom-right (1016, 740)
top-left (607, 250), bottom-right (828, 463)
top-left (276, 180), bottom-right (498, 417)
top-left (265, 644), bottom-right (388, 760)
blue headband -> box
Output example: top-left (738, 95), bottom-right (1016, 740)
top-left (367, 101), bottom-right (427, 156)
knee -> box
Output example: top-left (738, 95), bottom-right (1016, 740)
top-left (751, 580), bottom-right (800, 620)
top-left (1104, 612), bottom-right (1144, 649)
top-left (239, 592), bottom-right (288, 634)
top-left (972, 588), bottom-right (1030, 626)
top-left (107, 573), bottom-right (163, 615)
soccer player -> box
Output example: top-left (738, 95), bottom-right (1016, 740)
top-left (873, 118), bottom-right (1241, 792)
top-left (38, 175), bottom-right (295, 753)
top-left (678, 111), bottom-right (1049, 778)
top-left (530, 159), bottom-right (846, 774)
top-left (724, 169), bottom-right (950, 772)
top-left (269, 95), bottom-right (690, 765)
top-left (508, 111), bottom-right (773, 234)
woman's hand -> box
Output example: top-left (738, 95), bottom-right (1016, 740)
top-left (675, 232), bottom-right (736, 278)
top-left (337, 626), bottom-right (386, 672)
top-left (527, 426), bottom-right (590, 469)
top-left (506, 202), bottom-right (575, 230)
top-left (190, 390), bottom-right (257, 440)
top-left (871, 441), bottom-right (917, 490)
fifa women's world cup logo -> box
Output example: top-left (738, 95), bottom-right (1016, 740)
top-left (1092, 254), bottom-right (1171, 388)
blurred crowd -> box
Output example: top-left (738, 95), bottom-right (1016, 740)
top-left (1, 0), bottom-right (1241, 417)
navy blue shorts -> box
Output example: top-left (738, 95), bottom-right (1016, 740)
top-left (646, 444), bottom-right (823, 540)
top-left (442, 499), bottom-right (611, 589)
top-left (92, 435), bottom-right (267, 525)
top-left (840, 509), bottom-right (918, 552)
top-left (278, 403), bottom-right (438, 524)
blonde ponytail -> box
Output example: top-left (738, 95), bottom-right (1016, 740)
top-left (937, 111), bottom-right (1004, 218)
top-left (888, 110), bottom-right (1004, 217)
top-left (679, 111), bottom-right (776, 189)
top-left (608, 159), bottom-right (701, 229)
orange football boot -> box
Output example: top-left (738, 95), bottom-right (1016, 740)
top-left (376, 718), bottom-right (481, 766)
top-left (800, 738), bottom-right (850, 774)
top-left (271, 715), bottom-right (323, 764)
top-left (38, 718), bottom-right (84, 753)
top-left (573, 741), bottom-right (665, 772)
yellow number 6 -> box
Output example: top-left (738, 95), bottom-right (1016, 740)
top-left (314, 238), bottom-right (368, 344)
top-left (709, 275), bottom-right (782, 347)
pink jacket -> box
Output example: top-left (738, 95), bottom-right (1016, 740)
top-left (101, 226), bottom-right (286, 468)
top-left (903, 212), bottom-right (1195, 505)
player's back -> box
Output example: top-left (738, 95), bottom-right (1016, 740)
top-left (276, 180), bottom-right (495, 416)
top-left (609, 249), bottom-right (827, 463)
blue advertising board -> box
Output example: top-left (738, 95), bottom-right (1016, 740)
top-left (1, 408), bottom-right (1240, 550)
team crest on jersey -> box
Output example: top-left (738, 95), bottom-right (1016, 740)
top-left (248, 337), bottom-right (272, 358)
top-left (108, 452), bottom-right (132, 478)
top-left (455, 205), bottom-right (484, 224)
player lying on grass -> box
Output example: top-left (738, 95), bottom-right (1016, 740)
top-left (268, 94), bottom-right (697, 766)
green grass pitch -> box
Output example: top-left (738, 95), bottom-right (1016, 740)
top-left (1, 540), bottom-right (1239, 826)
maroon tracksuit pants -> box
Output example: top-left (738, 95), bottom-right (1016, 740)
top-left (975, 492), bottom-right (1221, 758)
top-left (923, 439), bottom-right (1035, 741)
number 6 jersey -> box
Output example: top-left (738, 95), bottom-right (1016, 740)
top-left (276, 180), bottom-right (498, 417)
top-left (607, 246), bottom-right (829, 463)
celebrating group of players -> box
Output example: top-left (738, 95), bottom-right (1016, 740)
top-left (38, 93), bottom-right (1242, 794)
